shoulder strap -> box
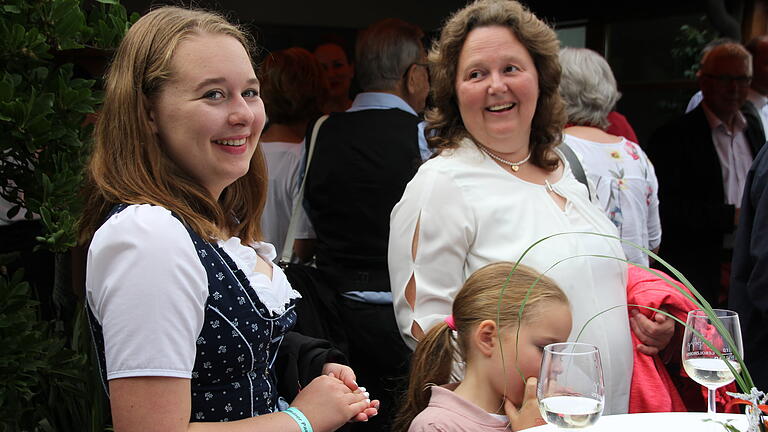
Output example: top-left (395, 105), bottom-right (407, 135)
top-left (742, 102), bottom-right (767, 155)
top-left (557, 142), bottom-right (591, 197)
top-left (281, 115), bottom-right (329, 263)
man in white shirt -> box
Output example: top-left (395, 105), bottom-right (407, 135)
top-left (648, 43), bottom-right (765, 307)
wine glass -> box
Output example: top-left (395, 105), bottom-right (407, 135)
top-left (538, 342), bottom-right (605, 429)
top-left (682, 309), bottom-right (743, 418)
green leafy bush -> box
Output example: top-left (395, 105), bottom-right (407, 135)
top-left (0, 1), bottom-right (137, 430)
top-left (0, 268), bottom-right (88, 432)
top-left (671, 16), bottom-right (720, 81)
top-left (0, 0), bottom-right (137, 252)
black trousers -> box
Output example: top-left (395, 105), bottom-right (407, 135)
top-left (339, 297), bottom-right (411, 432)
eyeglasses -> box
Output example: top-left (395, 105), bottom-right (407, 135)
top-left (702, 73), bottom-right (752, 86)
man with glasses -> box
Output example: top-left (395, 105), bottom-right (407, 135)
top-left (688, 36), bottom-right (768, 144)
top-left (648, 42), bottom-right (765, 308)
top-left (303, 18), bottom-right (430, 432)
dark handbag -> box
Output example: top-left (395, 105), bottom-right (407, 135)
top-left (280, 263), bottom-right (349, 356)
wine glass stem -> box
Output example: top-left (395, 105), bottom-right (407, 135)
top-left (707, 388), bottom-right (717, 417)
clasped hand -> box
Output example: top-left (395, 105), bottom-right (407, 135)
top-left (290, 363), bottom-right (379, 432)
top-left (629, 308), bottom-right (676, 356)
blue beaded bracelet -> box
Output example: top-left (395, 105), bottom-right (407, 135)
top-left (284, 407), bottom-right (313, 432)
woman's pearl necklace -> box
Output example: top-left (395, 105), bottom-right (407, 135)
top-left (477, 144), bottom-right (531, 172)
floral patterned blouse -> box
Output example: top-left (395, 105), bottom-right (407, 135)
top-left (564, 134), bottom-right (661, 266)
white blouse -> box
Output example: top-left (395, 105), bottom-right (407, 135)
top-left (86, 204), bottom-right (300, 381)
top-left (563, 134), bottom-right (661, 266)
top-left (388, 138), bottom-right (633, 414)
top-left (261, 140), bottom-right (315, 260)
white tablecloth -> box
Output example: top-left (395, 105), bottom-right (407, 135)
top-left (527, 412), bottom-right (747, 431)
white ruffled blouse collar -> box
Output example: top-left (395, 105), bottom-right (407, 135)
top-left (216, 237), bottom-right (301, 315)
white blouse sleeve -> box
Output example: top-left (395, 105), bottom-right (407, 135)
top-left (86, 204), bottom-right (209, 380)
top-left (389, 167), bottom-right (476, 349)
top-left (644, 154), bottom-right (662, 250)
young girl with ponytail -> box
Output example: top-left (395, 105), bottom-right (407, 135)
top-left (394, 262), bottom-right (572, 432)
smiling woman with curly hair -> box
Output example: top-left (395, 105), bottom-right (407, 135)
top-left (388, 0), bottom-right (645, 417)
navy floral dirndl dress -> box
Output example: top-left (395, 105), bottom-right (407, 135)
top-left (87, 204), bottom-right (298, 422)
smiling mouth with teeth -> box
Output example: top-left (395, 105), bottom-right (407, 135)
top-left (486, 103), bottom-right (516, 112)
top-left (212, 138), bottom-right (247, 146)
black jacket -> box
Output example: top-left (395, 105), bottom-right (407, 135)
top-left (646, 105), bottom-right (764, 305)
top-left (276, 331), bottom-right (346, 402)
top-left (729, 144), bottom-right (768, 391)
top-left (305, 108), bottom-right (422, 292)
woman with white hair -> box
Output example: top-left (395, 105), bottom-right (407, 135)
top-left (559, 47), bottom-right (661, 266)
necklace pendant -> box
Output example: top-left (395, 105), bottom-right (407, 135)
top-left (511, 165), bottom-right (520, 172)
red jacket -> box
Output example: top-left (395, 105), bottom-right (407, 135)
top-left (627, 265), bottom-right (738, 413)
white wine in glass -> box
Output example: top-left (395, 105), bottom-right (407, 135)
top-left (681, 309), bottom-right (744, 417)
top-left (538, 342), bottom-right (605, 429)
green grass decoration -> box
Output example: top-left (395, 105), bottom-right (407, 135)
top-left (495, 231), bottom-right (756, 408)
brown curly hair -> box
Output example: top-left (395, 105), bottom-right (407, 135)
top-left (426, 0), bottom-right (566, 170)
